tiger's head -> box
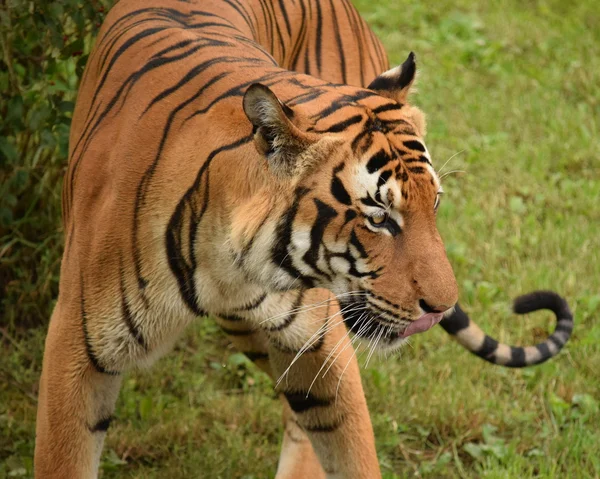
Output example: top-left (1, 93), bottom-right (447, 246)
top-left (241, 53), bottom-right (458, 348)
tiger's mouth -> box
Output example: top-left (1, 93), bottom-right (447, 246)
top-left (340, 297), bottom-right (444, 345)
top-left (387, 312), bottom-right (444, 340)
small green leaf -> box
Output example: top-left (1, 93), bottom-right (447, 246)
top-left (138, 395), bottom-right (153, 421)
top-left (228, 352), bottom-right (250, 367)
top-left (509, 195), bottom-right (527, 214)
top-left (572, 393), bottom-right (599, 413)
top-left (463, 442), bottom-right (483, 460)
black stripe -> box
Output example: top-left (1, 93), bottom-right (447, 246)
top-left (535, 343), bottom-right (551, 362)
top-left (312, 90), bottom-right (377, 122)
top-left (220, 326), bottom-right (255, 336)
top-left (328, 0), bottom-right (346, 83)
top-left (366, 150), bottom-right (391, 173)
top-left (150, 38), bottom-right (199, 59)
top-left (555, 321), bottom-right (573, 334)
top-left (548, 335), bottom-right (564, 349)
top-left (351, 128), bottom-right (372, 153)
top-left (289, 89), bottom-right (326, 106)
top-left (90, 416), bottom-right (113, 433)
top-left (408, 166), bottom-right (426, 174)
top-left (239, 205), bottom-right (274, 264)
top-left (378, 170), bottom-right (392, 186)
top-left (264, 0), bottom-right (286, 60)
top-left (343, 209), bottom-right (357, 224)
top-left (360, 195), bottom-right (379, 207)
top-left (290, 0), bottom-right (307, 70)
top-left (302, 199), bottom-right (338, 280)
top-left (372, 103), bottom-right (402, 114)
top-left (267, 291), bottom-right (305, 332)
top-left (187, 21), bottom-right (240, 30)
top-left (119, 265), bottom-right (146, 349)
top-left (506, 347), bottom-right (526, 367)
top-left (92, 26), bottom-right (165, 108)
top-left (321, 114), bottom-right (364, 133)
top-left (349, 230), bottom-right (367, 258)
top-left (374, 185), bottom-right (382, 204)
top-left (80, 279), bottom-right (119, 376)
top-left (255, 0), bottom-right (273, 54)
top-left (370, 293), bottom-right (401, 310)
top-left (270, 318), bottom-right (328, 355)
top-left (284, 391), bottom-right (333, 413)
top-left (331, 174), bottom-right (352, 206)
top-left (366, 301), bottom-right (401, 324)
top-left (475, 335), bottom-right (499, 359)
top-left (339, 0), bottom-right (365, 86)
top-left (236, 293), bottom-right (268, 311)
top-left (354, 4), bottom-right (379, 75)
top-left (403, 140), bottom-right (426, 152)
top-left (277, 0), bottom-right (292, 36)
top-left (271, 187), bottom-right (315, 287)
top-left (238, 0), bottom-right (262, 37)
top-left (303, 416), bottom-right (345, 433)
top-left (404, 155), bottom-right (431, 165)
top-left (219, 314), bottom-right (246, 322)
top-left (223, 0), bottom-right (258, 38)
top-left (244, 351), bottom-right (269, 362)
top-left (270, 300), bottom-right (333, 356)
top-left (314, 0), bottom-right (323, 74)
top-left (369, 23), bottom-right (387, 72)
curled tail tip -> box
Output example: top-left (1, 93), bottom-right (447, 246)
top-left (513, 290), bottom-right (573, 321)
top-left (443, 291), bottom-right (573, 368)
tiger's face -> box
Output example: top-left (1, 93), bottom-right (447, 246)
top-left (243, 53), bottom-right (458, 348)
top-left (308, 128), bottom-right (457, 348)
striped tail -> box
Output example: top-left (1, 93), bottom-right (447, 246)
top-left (439, 291), bottom-right (573, 367)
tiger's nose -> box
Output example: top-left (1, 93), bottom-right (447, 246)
top-left (419, 299), bottom-right (449, 314)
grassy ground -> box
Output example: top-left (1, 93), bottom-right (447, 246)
top-left (1, 0), bottom-right (599, 477)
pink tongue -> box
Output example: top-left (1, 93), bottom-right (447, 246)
top-left (401, 313), bottom-right (444, 338)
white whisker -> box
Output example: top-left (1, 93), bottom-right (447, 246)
top-left (439, 169), bottom-right (466, 181)
top-left (365, 325), bottom-right (385, 367)
top-left (274, 302), bottom-right (362, 387)
top-left (335, 343), bottom-right (361, 403)
top-left (259, 291), bottom-right (365, 325)
top-left (436, 149), bottom-right (465, 176)
top-left (320, 313), bottom-right (372, 381)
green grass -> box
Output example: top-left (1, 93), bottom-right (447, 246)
top-left (2, 0), bottom-right (600, 477)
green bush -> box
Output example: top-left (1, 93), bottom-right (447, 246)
top-left (0, 0), bottom-right (111, 331)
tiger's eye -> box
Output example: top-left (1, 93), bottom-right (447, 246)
top-left (370, 214), bottom-right (386, 225)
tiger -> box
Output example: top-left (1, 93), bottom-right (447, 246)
top-left (34, 0), bottom-right (574, 477)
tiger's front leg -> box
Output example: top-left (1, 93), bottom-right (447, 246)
top-left (263, 289), bottom-right (380, 479)
top-left (215, 315), bottom-right (326, 479)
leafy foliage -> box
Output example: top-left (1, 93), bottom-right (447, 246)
top-left (0, 0), bottom-right (111, 329)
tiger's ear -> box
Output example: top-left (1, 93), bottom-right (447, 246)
top-left (368, 52), bottom-right (426, 136)
top-left (367, 52), bottom-right (417, 104)
top-left (243, 83), bottom-right (316, 177)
